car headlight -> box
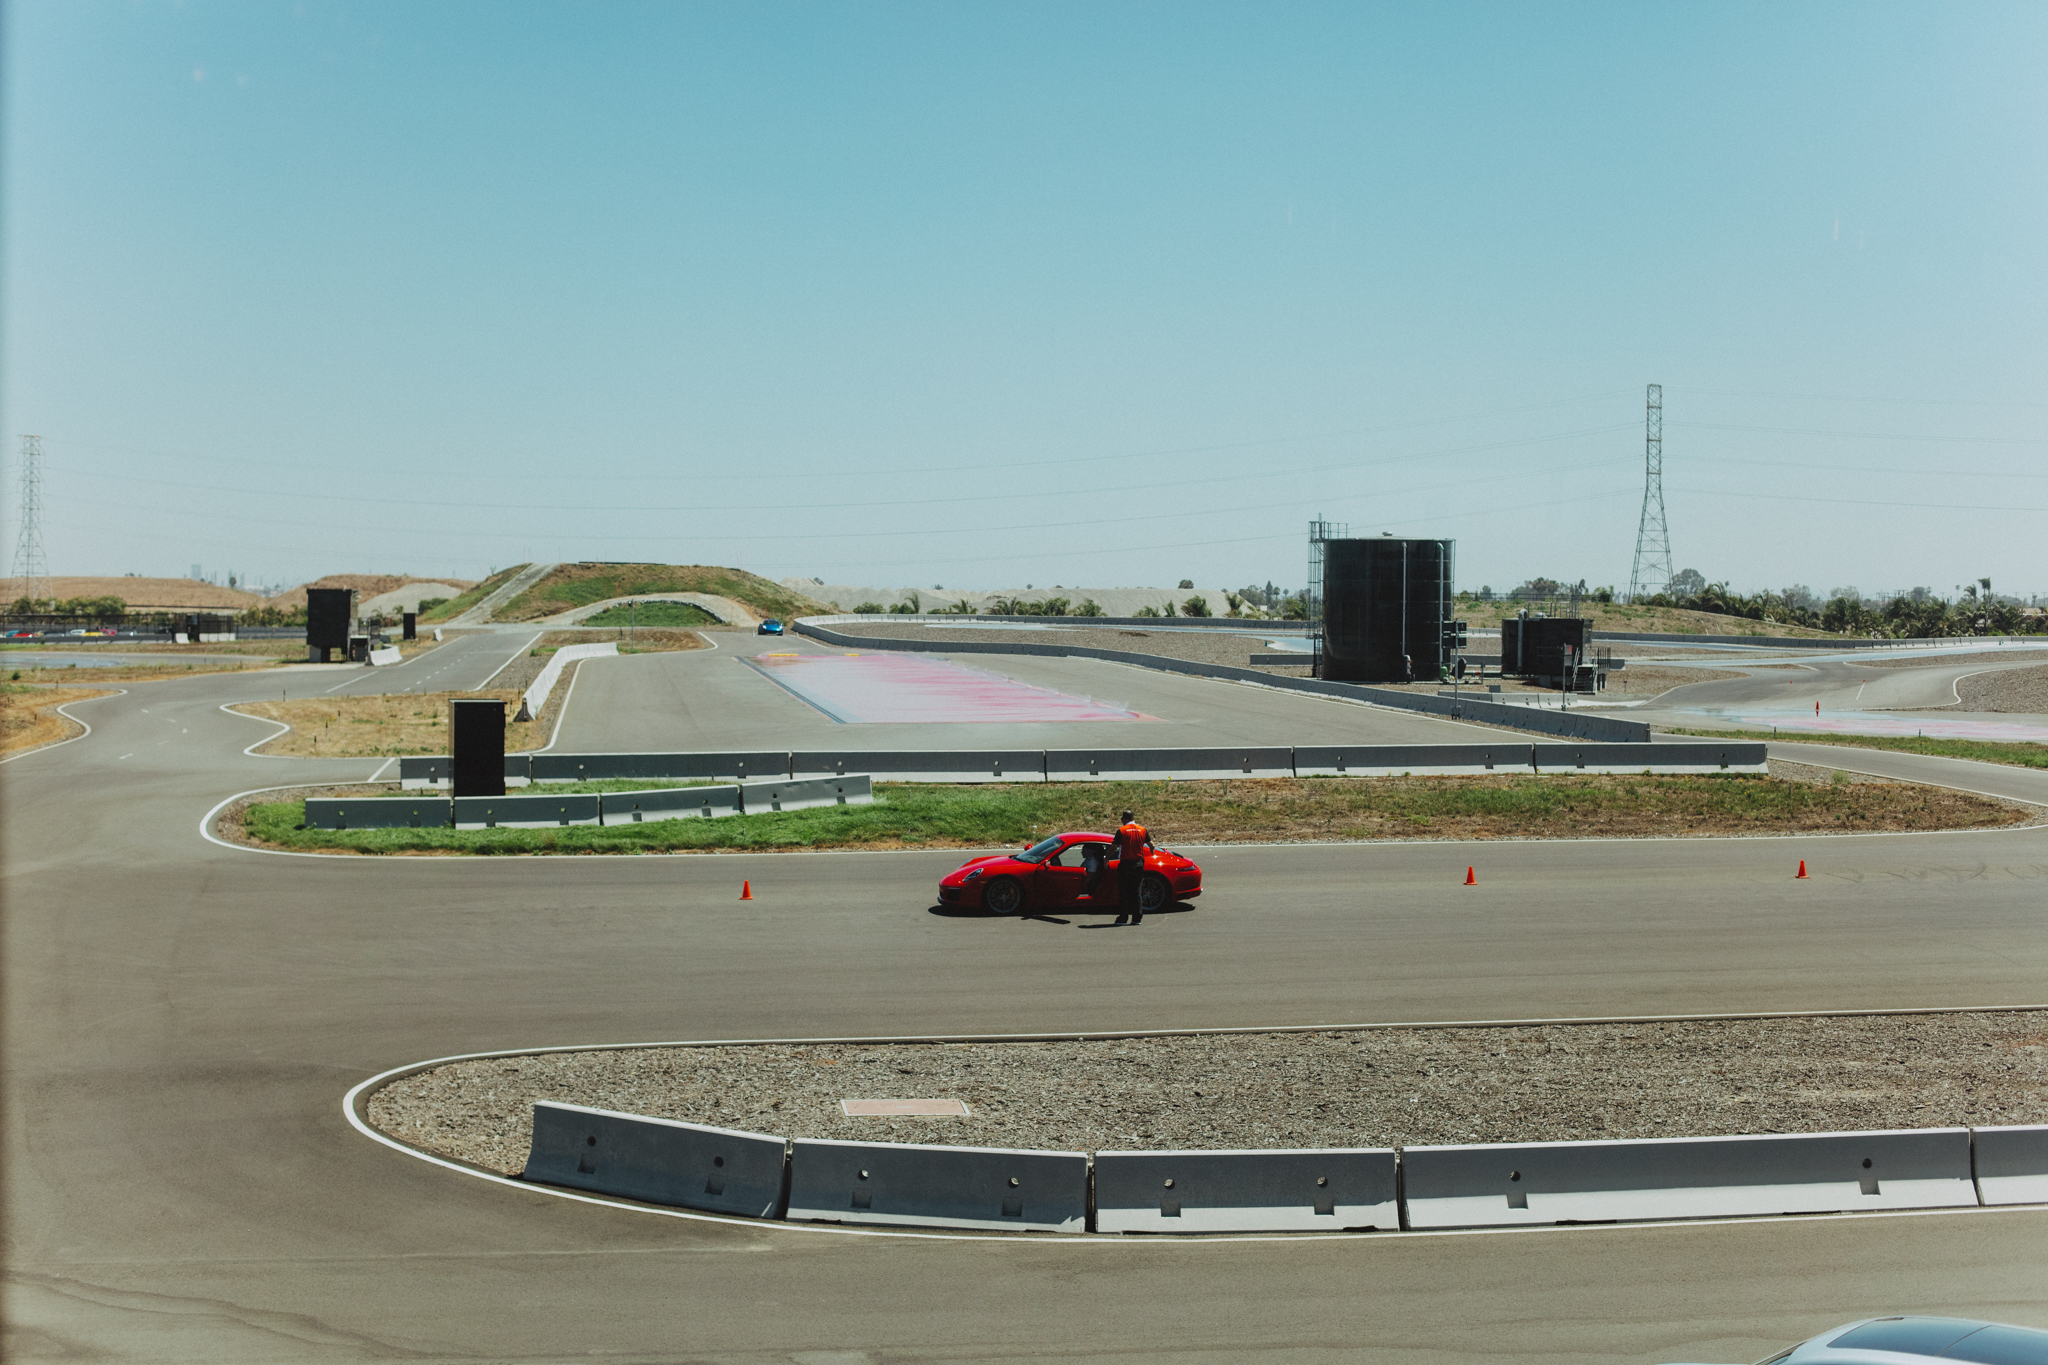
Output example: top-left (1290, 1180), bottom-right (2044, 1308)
top-left (964, 868), bottom-right (983, 880)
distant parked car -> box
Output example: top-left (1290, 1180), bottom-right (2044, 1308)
top-left (7, 629), bottom-right (36, 639)
top-left (1664, 1315), bottom-right (2048, 1364)
top-left (757, 619), bottom-right (785, 635)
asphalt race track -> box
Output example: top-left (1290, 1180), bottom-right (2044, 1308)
top-left (5, 649), bottom-right (2048, 1363)
top-left (556, 635), bottom-right (1496, 751)
top-left (1623, 644), bottom-right (2048, 738)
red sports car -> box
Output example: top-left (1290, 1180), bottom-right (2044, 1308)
top-left (938, 831), bottom-right (1203, 916)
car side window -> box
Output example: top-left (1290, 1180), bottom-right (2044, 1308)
top-left (1048, 845), bottom-right (1081, 868)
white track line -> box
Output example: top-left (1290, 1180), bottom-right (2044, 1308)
top-left (0, 687), bottom-right (126, 764)
top-left (478, 632), bottom-right (545, 690)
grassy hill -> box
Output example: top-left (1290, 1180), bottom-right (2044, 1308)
top-left (1459, 599), bottom-right (1841, 639)
top-left (418, 565), bottom-right (528, 623)
top-left (496, 564), bottom-right (832, 624)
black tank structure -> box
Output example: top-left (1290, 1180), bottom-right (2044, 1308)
top-left (305, 587), bottom-right (355, 663)
top-left (1319, 537), bottom-right (1454, 683)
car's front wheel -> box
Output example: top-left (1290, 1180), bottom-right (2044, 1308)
top-left (1138, 872), bottom-right (1171, 913)
top-left (983, 877), bottom-right (1024, 916)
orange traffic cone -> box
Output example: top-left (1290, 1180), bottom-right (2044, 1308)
top-left (1464, 866), bottom-right (1476, 886)
top-left (741, 880), bottom-right (754, 900)
top-left (1796, 860), bottom-right (1808, 880)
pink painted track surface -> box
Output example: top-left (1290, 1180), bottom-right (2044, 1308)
top-left (748, 652), bottom-right (1152, 724)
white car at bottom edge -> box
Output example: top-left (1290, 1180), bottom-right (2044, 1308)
top-left (1666, 1316), bottom-right (2048, 1365)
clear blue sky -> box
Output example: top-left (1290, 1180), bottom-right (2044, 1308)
top-left (5, 1), bottom-right (2044, 599)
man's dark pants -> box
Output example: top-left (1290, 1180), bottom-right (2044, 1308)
top-left (1117, 866), bottom-right (1145, 924)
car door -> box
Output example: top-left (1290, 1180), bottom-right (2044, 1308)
top-left (1033, 841), bottom-right (1089, 907)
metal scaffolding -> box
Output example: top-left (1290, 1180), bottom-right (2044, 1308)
top-left (1306, 516), bottom-right (1348, 677)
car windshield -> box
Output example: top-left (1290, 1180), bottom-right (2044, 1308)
top-left (1014, 835), bottom-right (1065, 865)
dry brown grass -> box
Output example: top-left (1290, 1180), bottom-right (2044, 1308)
top-left (0, 686), bottom-right (118, 756)
top-left (229, 690), bottom-right (545, 757)
top-left (3, 659), bottom-right (273, 684)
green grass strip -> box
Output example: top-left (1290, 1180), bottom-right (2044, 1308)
top-left (1661, 727), bottom-right (2048, 770)
top-left (242, 773), bottom-right (1966, 855)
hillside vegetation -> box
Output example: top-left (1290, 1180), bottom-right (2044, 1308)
top-left (1461, 599), bottom-right (1840, 639)
top-left (497, 564), bottom-right (831, 623)
top-left (419, 565), bottom-right (529, 623)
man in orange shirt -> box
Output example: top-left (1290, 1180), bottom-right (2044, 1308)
top-left (1111, 809), bottom-right (1153, 926)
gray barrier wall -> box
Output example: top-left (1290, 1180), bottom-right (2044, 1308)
top-left (400, 754), bottom-right (533, 789)
top-left (794, 620), bottom-right (1653, 742)
top-left (1972, 1125), bottom-right (2048, 1207)
top-left (1400, 1128), bottom-right (1977, 1229)
top-left (737, 775), bottom-right (873, 813)
top-left (513, 1101), bottom-right (2017, 1235)
top-left (599, 785), bottom-right (741, 823)
top-left (785, 1138), bottom-right (1088, 1233)
top-left (1093, 1148), bottom-right (1399, 1233)
top-left (453, 792), bottom-right (602, 829)
top-left (531, 751), bottom-right (788, 783)
top-left (303, 796), bottom-right (452, 830)
top-left (792, 749), bottom-right (1045, 783)
top-left (1293, 743), bottom-right (1532, 776)
top-left (1044, 746), bottom-right (1295, 782)
top-left (1529, 742), bottom-right (1766, 774)
top-left (387, 742), bottom-right (1770, 800)
top-left (524, 1102), bottom-right (786, 1218)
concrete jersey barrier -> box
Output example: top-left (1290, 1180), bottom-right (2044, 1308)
top-left (1531, 742), bottom-right (1766, 774)
top-left (524, 1102), bottom-right (787, 1218)
top-left (599, 785), bottom-right (741, 824)
top-left (511, 1099), bottom-right (2011, 1236)
top-left (1293, 743), bottom-right (1533, 776)
top-left (1971, 1125), bottom-right (2048, 1206)
top-left (304, 796), bottom-right (452, 831)
top-left (1044, 746), bottom-right (1294, 782)
top-left (453, 792), bottom-right (601, 829)
top-left (517, 642), bottom-right (616, 721)
top-left (530, 751), bottom-right (790, 783)
top-left (400, 754), bottom-right (535, 789)
top-left (404, 743), bottom-right (1767, 791)
top-left (1400, 1128), bottom-right (1977, 1229)
top-left (786, 1138), bottom-right (1088, 1233)
top-left (1094, 1148), bottom-right (1399, 1233)
top-left (737, 775), bottom-right (872, 813)
top-left (792, 749), bottom-right (1044, 783)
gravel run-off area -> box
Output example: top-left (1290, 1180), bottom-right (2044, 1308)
top-left (1956, 663), bottom-right (2048, 714)
top-left (369, 1011), bottom-right (2048, 1177)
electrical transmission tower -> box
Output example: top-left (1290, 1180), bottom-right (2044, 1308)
top-left (1626, 384), bottom-right (1671, 602)
top-left (10, 435), bottom-right (54, 611)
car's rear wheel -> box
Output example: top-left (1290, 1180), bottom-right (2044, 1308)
top-left (982, 877), bottom-right (1024, 916)
top-left (1138, 873), bottom-right (1171, 913)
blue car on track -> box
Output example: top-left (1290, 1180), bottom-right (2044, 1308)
top-left (757, 619), bottom-right (785, 636)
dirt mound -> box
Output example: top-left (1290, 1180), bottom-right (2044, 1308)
top-left (498, 564), bottom-right (829, 624)
top-left (262, 574), bottom-right (475, 612)
top-left (1, 576), bottom-right (260, 611)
